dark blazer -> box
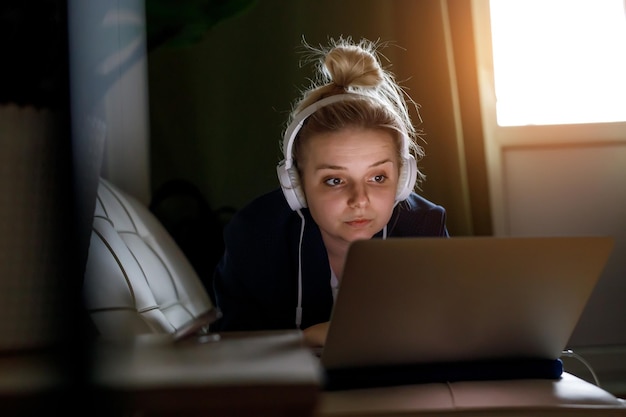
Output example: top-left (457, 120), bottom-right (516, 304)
top-left (211, 188), bottom-right (449, 332)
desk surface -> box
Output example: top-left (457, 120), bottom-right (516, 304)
top-left (3, 330), bottom-right (625, 417)
top-left (93, 330), bottom-right (322, 416)
top-left (0, 330), bottom-right (322, 417)
top-left (315, 372), bottom-right (626, 416)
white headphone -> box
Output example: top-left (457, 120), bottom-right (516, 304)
top-left (276, 94), bottom-right (417, 211)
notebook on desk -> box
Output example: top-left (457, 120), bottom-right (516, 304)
top-left (320, 236), bottom-right (614, 390)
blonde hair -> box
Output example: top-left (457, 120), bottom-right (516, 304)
top-left (284, 36), bottom-right (426, 187)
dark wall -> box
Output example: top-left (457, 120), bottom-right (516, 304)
top-left (147, 0), bottom-right (487, 236)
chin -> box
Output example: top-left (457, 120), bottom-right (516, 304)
top-left (344, 231), bottom-right (378, 243)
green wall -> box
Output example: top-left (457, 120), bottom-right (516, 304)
top-left (148, 0), bottom-right (405, 215)
top-left (146, 0), bottom-right (490, 237)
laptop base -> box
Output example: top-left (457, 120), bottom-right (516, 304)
top-left (324, 358), bottom-right (564, 391)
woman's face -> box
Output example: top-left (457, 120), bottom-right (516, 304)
top-left (299, 127), bottom-right (400, 248)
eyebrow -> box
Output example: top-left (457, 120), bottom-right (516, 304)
top-left (314, 158), bottom-right (394, 172)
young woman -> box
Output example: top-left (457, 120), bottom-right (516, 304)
top-left (211, 37), bottom-right (449, 347)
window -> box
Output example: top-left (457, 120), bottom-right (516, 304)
top-left (488, 0), bottom-right (626, 126)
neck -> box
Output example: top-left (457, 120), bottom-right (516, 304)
top-left (322, 237), bottom-right (351, 281)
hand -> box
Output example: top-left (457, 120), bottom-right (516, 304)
top-left (302, 321), bottom-right (329, 348)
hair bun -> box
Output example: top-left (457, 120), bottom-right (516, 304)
top-left (324, 45), bottom-right (383, 88)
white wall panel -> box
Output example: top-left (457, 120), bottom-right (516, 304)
top-left (503, 144), bottom-right (626, 346)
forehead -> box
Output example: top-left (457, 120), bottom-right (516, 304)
top-left (299, 127), bottom-right (399, 164)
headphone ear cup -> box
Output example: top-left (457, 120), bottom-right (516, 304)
top-left (277, 161), bottom-right (307, 210)
top-left (395, 154), bottom-right (417, 202)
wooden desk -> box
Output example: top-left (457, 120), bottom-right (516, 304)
top-left (316, 372), bottom-right (626, 416)
top-left (92, 330), bottom-right (322, 416)
top-left (4, 331), bottom-right (625, 417)
top-left (1, 330), bottom-right (321, 416)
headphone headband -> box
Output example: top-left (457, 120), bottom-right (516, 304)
top-left (281, 94), bottom-right (363, 169)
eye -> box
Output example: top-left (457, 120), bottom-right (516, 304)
top-left (371, 174), bottom-right (387, 184)
top-left (324, 177), bottom-right (343, 187)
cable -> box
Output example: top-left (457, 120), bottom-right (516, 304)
top-left (561, 349), bottom-right (601, 387)
top-left (294, 209), bottom-right (305, 329)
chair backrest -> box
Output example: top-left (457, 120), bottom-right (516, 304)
top-left (83, 177), bottom-right (219, 340)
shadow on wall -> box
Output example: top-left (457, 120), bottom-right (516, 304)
top-left (150, 179), bottom-right (236, 302)
top-left (144, 0), bottom-right (258, 295)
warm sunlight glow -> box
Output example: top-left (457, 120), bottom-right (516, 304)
top-left (489, 0), bottom-right (626, 126)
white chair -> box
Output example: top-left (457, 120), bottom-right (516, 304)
top-left (83, 177), bottom-right (220, 340)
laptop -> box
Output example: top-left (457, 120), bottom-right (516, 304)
top-left (320, 236), bottom-right (614, 390)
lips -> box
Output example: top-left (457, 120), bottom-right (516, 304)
top-left (346, 218), bottom-right (371, 227)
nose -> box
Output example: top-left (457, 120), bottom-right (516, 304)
top-left (348, 184), bottom-right (369, 208)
